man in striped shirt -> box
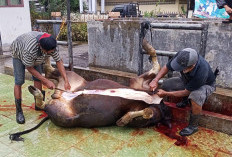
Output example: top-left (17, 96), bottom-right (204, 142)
top-left (11, 31), bottom-right (71, 124)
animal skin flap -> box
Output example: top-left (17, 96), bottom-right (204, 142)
top-left (62, 88), bottom-right (163, 104)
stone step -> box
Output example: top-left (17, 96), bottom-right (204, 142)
top-left (165, 102), bottom-right (232, 135)
top-left (164, 87), bottom-right (232, 117)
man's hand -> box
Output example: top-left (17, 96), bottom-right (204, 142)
top-left (224, 5), bottom-right (232, 14)
top-left (149, 80), bottom-right (158, 91)
top-left (64, 81), bottom-right (71, 91)
top-left (156, 89), bottom-right (167, 98)
top-left (43, 79), bottom-right (55, 89)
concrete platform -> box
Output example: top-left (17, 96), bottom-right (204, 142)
top-left (0, 73), bottom-right (232, 157)
top-left (3, 63), bottom-right (232, 135)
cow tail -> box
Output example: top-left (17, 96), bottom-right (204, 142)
top-left (9, 116), bottom-right (49, 142)
top-left (214, 67), bottom-right (219, 78)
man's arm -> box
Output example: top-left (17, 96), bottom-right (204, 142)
top-left (157, 89), bottom-right (190, 98)
top-left (224, 5), bottom-right (232, 14)
top-left (56, 60), bottom-right (71, 90)
top-left (26, 67), bottom-right (55, 89)
top-left (149, 65), bottom-right (169, 91)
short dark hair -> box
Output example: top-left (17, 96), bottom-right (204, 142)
top-left (39, 34), bottom-right (57, 51)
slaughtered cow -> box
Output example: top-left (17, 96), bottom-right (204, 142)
top-left (10, 39), bottom-right (172, 141)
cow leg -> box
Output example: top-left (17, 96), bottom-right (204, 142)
top-left (129, 39), bottom-right (160, 91)
top-left (44, 56), bottom-right (60, 81)
top-left (51, 90), bottom-right (62, 99)
top-left (142, 39), bottom-right (160, 76)
top-left (28, 86), bottom-right (45, 110)
top-left (116, 108), bottom-right (154, 126)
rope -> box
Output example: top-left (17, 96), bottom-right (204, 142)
top-left (56, 18), bottom-right (66, 40)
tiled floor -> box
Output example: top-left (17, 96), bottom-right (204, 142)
top-left (0, 73), bottom-right (232, 157)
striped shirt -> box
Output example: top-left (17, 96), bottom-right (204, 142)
top-left (11, 31), bottom-right (60, 67)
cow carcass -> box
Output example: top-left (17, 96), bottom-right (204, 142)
top-left (10, 39), bottom-right (171, 141)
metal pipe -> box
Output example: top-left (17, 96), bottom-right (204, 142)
top-left (88, 0), bottom-right (92, 13)
top-left (142, 50), bottom-right (177, 56)
top-left (150, 23), bottom-right (204, 30)
top-left (67, 0), bottom-right (73, 71)
top-left (156, 50), bottom-right (177, 57)
top-left (36, 20), bottom-right (86, 24)
top-left (200, 24), bottom-right (209, 57)
top-left (92, 0), bottom-right (97, 13)
top-left (79, 0), bottom-right (83, 13)
top-left (187, 0), bottom-right (190, 18)
top-left (138, 37), bottom-right (143, 75)
top-left (36, 20), bottom-right (64, 24)
top-left (101, 0), bottom-right (105, 13)
top-left (0, 32), bottom-right (2, 55)
top-left (167, 56), bottom-right (173, 78)
top-left (57, 41), bottom-right (68, 45)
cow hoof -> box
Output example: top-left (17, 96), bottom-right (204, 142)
top-left (116, 114), bottom-right (131, 127)
top-left (143, 108), bottom-right (154, 119)
top-left (51, 93), bottom-right (61, 99)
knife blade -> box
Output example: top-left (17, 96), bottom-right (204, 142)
top-left (55, 87), bottom-right (73, 93)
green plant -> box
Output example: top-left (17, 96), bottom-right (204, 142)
top-left (143, 10), bottom-right (157, 18)
top-left (181, 5), bottom-right (186, 14)
top-left (58, 23), bottom-right (88, 42)
top-left (38, 0), bottom-right (80, 14)
top-left (30, 1), bottom-right (50, 29)
top-left (144, 11), bottom-right (150, 18)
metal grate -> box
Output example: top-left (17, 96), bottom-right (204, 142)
top-left (179, 0), bottom-right (187, 4)
top-left (103, 0), bottom-right (175, 6)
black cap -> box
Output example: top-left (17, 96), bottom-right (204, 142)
top-left (170, 48), bottom-right (199, 71)
top-left (39, 34), bottom-right (57, 51)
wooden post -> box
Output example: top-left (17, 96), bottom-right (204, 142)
top-left (51, 12), bottom-right (61, 38)
top-left (67, 0), bottom-right (73, 71)
top-left (0, 32), bottom-right (2, 55)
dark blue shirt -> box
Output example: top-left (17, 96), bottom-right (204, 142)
top-left (166, 55), bottom-right (216, 91)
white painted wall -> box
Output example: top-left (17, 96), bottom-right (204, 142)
top-left (0, 0), bottom-right (32, 46)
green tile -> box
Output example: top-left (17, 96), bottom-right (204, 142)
top-left (163, 145), bottom-right (216, 157)
top-left (1, 121), bottom-right (53, 150)
top-left (6, 110), bottom-right (43, 124)
top-left (52, 127), bottom-right (93, 145)
top-left (1, 73), bottom-right (232, 157)
top-left (0, 142), bottom-right (15, 157)
top-left (0, 110), bottom-right (15, 117)
top-left (0, 121), bottom-right (21, 137)
top-left (187, 127), bottom-right (232, 154)
top-left (0, 133), bottom-right (38, 151)
top-left (18, 136), bottom-right (72, 157)
top-left (111, 131), bottom-right (175, 157)
top-left (98, 126), bottom-right (138, 141)
top-left (216, 151), bottom-right (232, 157)
top-left (76, 132), bottom-right (125, 157)
top-left (57, 147), bottom-right (92, 157)
top-left (5, 150), bottom-right (25, 157)
top-left (0, 114), bottom-right (12, 125)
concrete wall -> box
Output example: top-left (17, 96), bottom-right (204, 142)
top-left (87, 19), bottom-right (232, 89)
top-left (88, 20), bottom-right (141, 72)
top-left (0, 0), bottom-right (32, 46)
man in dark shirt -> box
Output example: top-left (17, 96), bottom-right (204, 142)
top-left (216, 0), bottom-right (232, 22)
top-left (149, 48), bottom-right (216, 136)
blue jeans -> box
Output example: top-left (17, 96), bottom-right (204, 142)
top-left (13, 58), bottom-right (42, 85)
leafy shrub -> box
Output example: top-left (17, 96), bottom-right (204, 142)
top-left (58, 23), bottom-right (88, 42)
